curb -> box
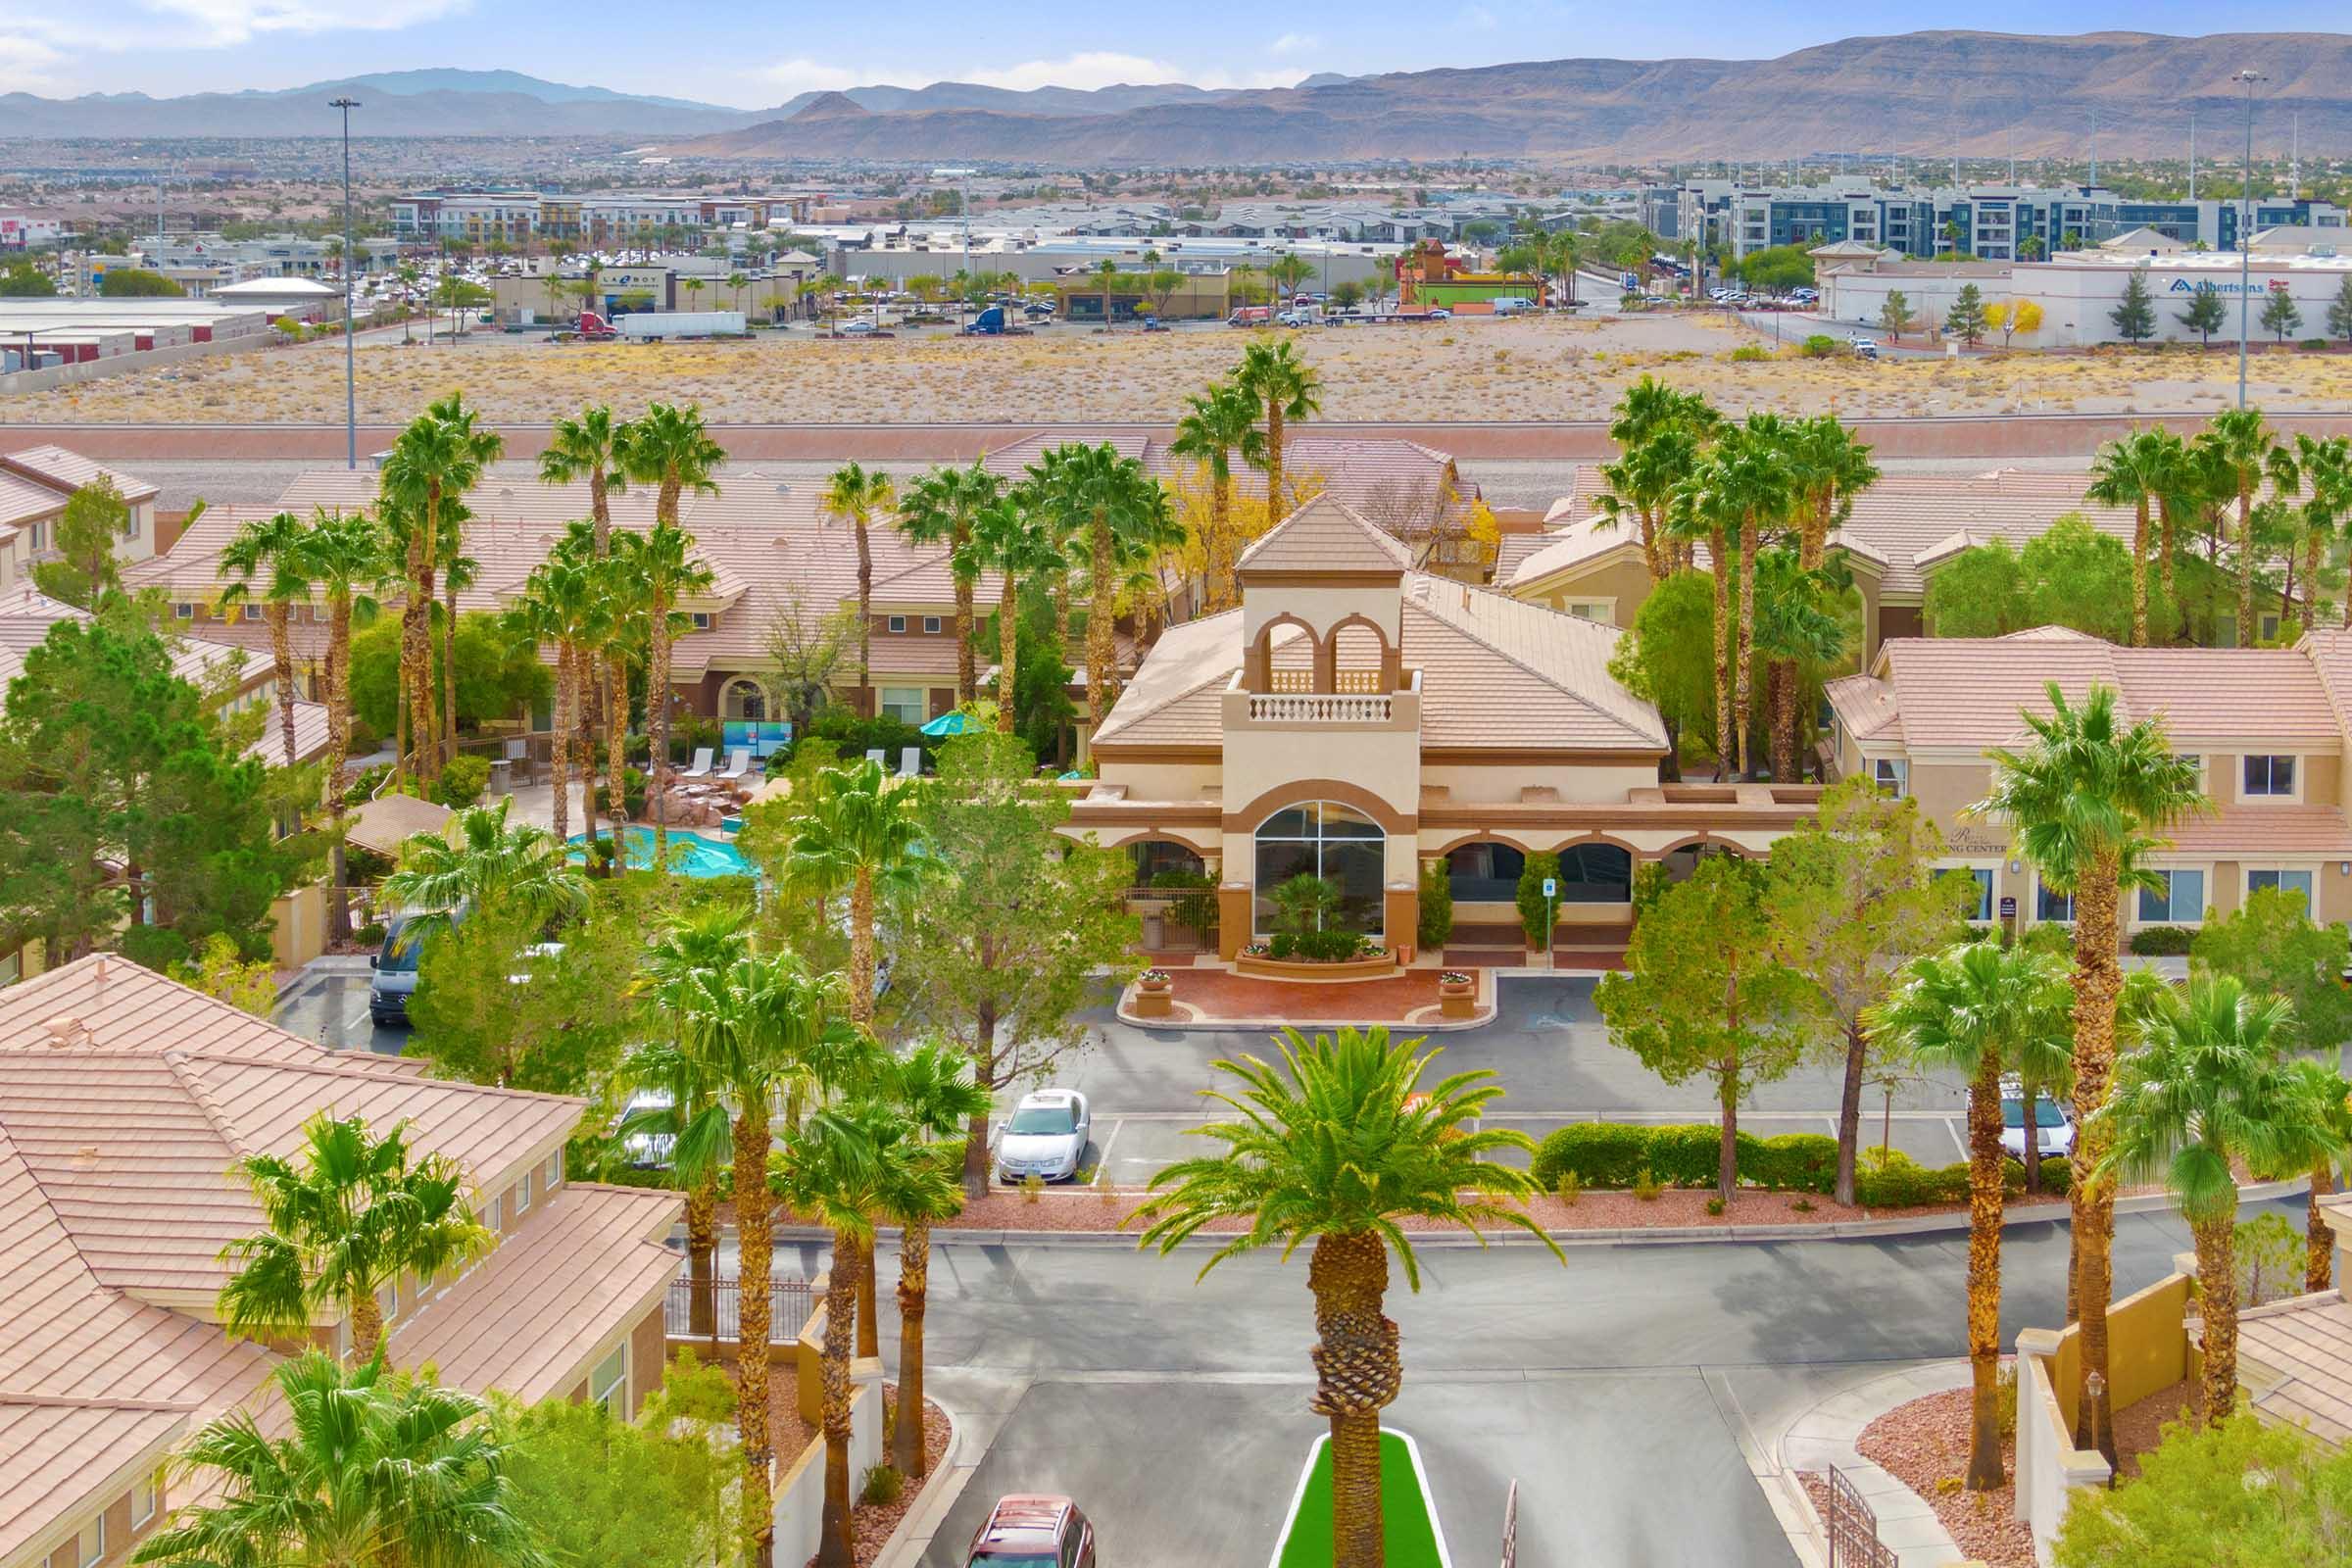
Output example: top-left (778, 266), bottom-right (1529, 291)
top-left (803, 1176), bottom-right (2308, 1253)
top-left (1767, 1359), bottom-right (1975, 1568)
top-left (871, 1398), bottom-right (967, 1568)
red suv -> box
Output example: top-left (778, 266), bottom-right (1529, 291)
top-left (963, 1494), bottom-right (1096, 1567)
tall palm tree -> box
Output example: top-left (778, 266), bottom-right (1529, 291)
top-left (1138, 1028), bottom-right (1558, 1568)
top-left (1170, 381), bottom-right (1267, 611)
top-left (1024, 443), bottom-right (1170, 730)
top-left (896, 464), bottom-right (1002, 705)
top-left (380, 394), bottom-right (502, 786)
top-left (1870, 942), bottom-right (2074, 1491)
top-left (820, 462), bottom-right (899, 708)
top-left (1752, 547), bottom-right (1848, 781)
top-left (299, 507), bottom-right (387, 942)
top-left (2150, 428), bottom-right (2204, 638)
top-left (2097, 977), bottom-right (2342, 1425)
top-left (131, 1351), bottom-right (545, 1568)
top-left (615, 520), bottom-right (713, 860)
top-left (2290, 433), bottom-right (2352, 631)
top-left (1235, 338), bottom-right (1323, 517)
top-left (617, 402), bottom-right (724, 827)
top-left (2282, 1059), bottom-right (2352, 1294)
top-left (217, 1114), bottom-right (492, 1360)
top-left (437, 536), bottom-right (477, 775)
top-left (2199, 408), bottom-right (2300, 647)
top-left (1675, 418), bottom-right (1793, 778)
top-left (538, 404), bottom-right (630, 553)
top-left (1969, 682), bottom-right (2208, 1460)
top-left (507, 555), bottom-right (594, 848)
top-left (1782, 413), bottom-right (1878, 577)
top-left (957, 495), bottom-right (1060, 734)
top-left (591, 541), bottom-right (649, 842)
top-left (2085, 428), bottom-right (2180, 647)
top-left (381, 798), bottom-right (589, 944)
top-left (873, 1041), bottom-right (991, 1478)
top-left (217, 509), bottom-right (316, 773)
top-left (622, 906), bottom-right (755, 1347)
top-left (1596, 377), bottom-right (1715, 581)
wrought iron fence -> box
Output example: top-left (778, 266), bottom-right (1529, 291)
top-left (1498, 1479), bottom-right (1518, 1568)
top-left (665, 1275), bottom-right (816, 1345)
top-left (1813, 1464), bottom-right (1896, 1568)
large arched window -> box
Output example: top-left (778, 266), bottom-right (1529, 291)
top-left (1556, 843), bottom-right (1634, 904)
top-left (1447, 841), bottom-right (1525, 903)
top-left (721, 677), bottom-right (767, 720)
top-left (1254, 801), bottom-right (1386, 937)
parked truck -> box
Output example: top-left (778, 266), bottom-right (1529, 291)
top-left (617, 310), bottom-right (746, 341)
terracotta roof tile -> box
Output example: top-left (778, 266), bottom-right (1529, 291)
top-left (2231, 1291), bottom-right (2352, 1445)
top-left (0, 446), bottom-right (158, 510)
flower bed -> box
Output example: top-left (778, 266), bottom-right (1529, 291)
top-left (1236, 950), bottom-right (1400, 981)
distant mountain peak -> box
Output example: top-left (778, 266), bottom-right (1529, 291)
top-left (790, 91), bottom-right (873, 121)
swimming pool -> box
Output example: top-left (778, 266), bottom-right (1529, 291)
top-left (568, 825), bottom-right (754, 878)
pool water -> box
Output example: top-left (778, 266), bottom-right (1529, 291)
top-left (568, 826), bottom-right (754, 878)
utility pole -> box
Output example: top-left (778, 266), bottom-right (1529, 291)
top-left (331, 96), bottom-right (361, 469)
top-left (2189, 111), bottom-right (2196, 201)
top-left (2235, 70), bottom-right (2265, 410)
top-left (2089, 110), bottom-right (2099, 188)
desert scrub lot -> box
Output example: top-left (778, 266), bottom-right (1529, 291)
top-left (10, 313), bottom-right (2352, 426)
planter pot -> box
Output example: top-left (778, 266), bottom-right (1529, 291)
top-left (1438, 977), bottom-right (1477, 1020)
top-left (1235, 951), bottom-right (1398, 981)
top-left (1133, 978), bottom-right (1173, 1018)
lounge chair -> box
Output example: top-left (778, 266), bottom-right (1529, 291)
top-left (678, 746), bottom-right (714, 779)
top-left (898, 747), bottom-right (922, 778)
top-left (714, 748), bottom-right (752, 781)
top-left (863, 748), bottom-right (888, 767)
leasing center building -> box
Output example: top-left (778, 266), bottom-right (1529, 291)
top-left (1068, 497), bottom-right (1816, 955)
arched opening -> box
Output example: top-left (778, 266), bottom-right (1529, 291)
top-left (1446, 841), bottom-right (1525, 904)
top-left (1254, 801), bottom-right (1386, 938)
top-left (1327, 619), bottom-right (1388, 694)
top-left (1555, 842), bottom-right (1635, 903)
top-left (721, 677), bottom-right (768, 720)
top-left (1129, 839), bottom-right (1206, 887)
top-left (1657, 842), bottom-right (1741, 885)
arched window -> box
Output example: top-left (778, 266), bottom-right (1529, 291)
top-left (1130, 840), bottom-right (1206, 888)
top-left (1658, 842), bottom-right (1740, 885)
top-left (1556, 843), bottom-right (1634, 903)
top-left (1447, 842), bottom-right (1525, 904)
top-left (722, 677), bottom-right (767, 720)
top-left (1254, 801), bottom-right (1386, 937)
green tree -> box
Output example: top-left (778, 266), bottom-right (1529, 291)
top-left (818, 462), bottom-right (898, 705)
top-left (1235, 337), bottom-right (1324, 515)
top-left (498, 1360), bottom-right (740, 1568)
top-left (217, 1114), bottom-right (492, 1359)
top-left (1764, 776), bottom-right (1982, 1206)
top-left (2282, 1059), bottom-right (2352, 1294)
top-left (2180, 287), bottom-right (2228, 348)
top-left (889, 729), bottom-right (1139, 1190)
top-left (2328, 274), bottom-right (2352, 345)
top-left (1877, 290), bottom-right (1914, 342)
top-left (1751, 546), bottom-right (1850, 779)
top-left (2086, 429), bottom-right (2187, 647)
top-left (1595, 375), bottom-right (1719, 581)
top-left (381, 393), bottom-right (503, 785)
top-left (2190, 885), bottom-right (2352, 1053)
top-left (957, 497), bottom-right (1062, 737)
top-left (1607, 569), bottom-right (1718, 773)
top-left (347, 612), bottom-right (549, 739)
top-left (2110, 267), bottom-right (2158, 342)
top-left (380, 797), bottom-right (588, 944)
top-left (2261, 288), bottom-right (2305, 343)
top-left (1677, 413), bottom-right (1795, 778)
top-left (1970, 681), bottom-right (2209, 1460)
top-left (410, 882), bottom-right (645, 1092)
top-left (1022, 442), bottom-right (1174, 731)
top-left (2098, 977), bottom-right (2342, 1423)
top-left (100, 268), bottom-right (183, 297)
top-left (31, 474), bottom-right (129, 609)
top-left (2198, 408), bottom-right (2299, 649)
top-left (1870, 942), bottom-right (2076, 1489)
top-left (1594, 855), bottom-right (1815, 1200)
top-left (1943, 282), bottom-right (1988, 346)
top-left (1138, 1027), bottom-right (1557, 1568)
top-left (615, 402), bottom-right (723, 838)
top-left (218, 509), bottom-right (317, 784)
top-left (300, 507), bottom-right (387, 943)
top-left (0, 261), bottom-right (57, 296)
top-left (1924, 538), bottom-right (2029, 636)
top-left (132, 1353), bottom-right (544, 1568)
top-left (1733, 244), bottom-right (1815, 293)
top-left (2052, 1412), bottom-right (2352, 1568)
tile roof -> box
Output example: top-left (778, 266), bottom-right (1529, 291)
top-left (0, 1396), bottom-right (191, 1566)
top-left (0, 446), bottom-right (158, 511)
top-left (1824, 673), bottom-right (1902, 743)
top-left (2230, 1289), bottom-right (2352, 1445)
top-left (2165, 802), bottom-right (2352, 858)
top-left (1237, 495), bottom-right (1412, 576)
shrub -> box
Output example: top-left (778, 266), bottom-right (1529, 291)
top-left (1631, 1167), bottom-right (1664, 1201)
top-left (432, 753), bottom-right (492, 808)
top-left (1646, 1123), bottom-right (1763, 1189)
top-left (1728, 344), bottom-right (1772, 363)
top-left (1268, 928), bottom-right (1363, 962)
top-left (1704, 1196), bottom-right (1727, 1215)
top-left (666, 714), bottom-right (720, 763)
top-left (1800, 333), bottom-right (1840, 358)
top-left (1752, 1133), bottom-right (1840, 1195)
top-left (1553, 1169), bottom-right (1582, 1206)
top-left (2298, 337), bottom-right (2332, 352)
top-left (858, 1464), bottom-right (904, 1507)
top-left (1516, 850), bottom-right (1562, 948)
top-left (1532, 1122), bottom-right (1653, 1189)
top-left (1853, 1147), bottom-right (1973, 1207)
top-left (1020, 1173), bottom-right (1044, 1203)
top-left (2129, 924), bottom-right (2193, 955)
top-left (806, 710), bottom-right (929, 770)
top-left (1417, 856), bottom-right (1454, 950)
top-left (351, 761), bottom-right (392, 803)
top-left (593, 765), bottom-right (647, 822)
top-left (353, 921), bottom-right (387, 947)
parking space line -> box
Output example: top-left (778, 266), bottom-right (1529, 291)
top-left (1944, 1117), bottom-right (1971, 1162)
top-left (1090, 1117), bottom-right (1125, 1181)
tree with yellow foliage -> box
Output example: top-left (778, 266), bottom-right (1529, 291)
top-left (1984, 298), bottom-right (2044, 347)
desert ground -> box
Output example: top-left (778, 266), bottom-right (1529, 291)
top-left (10, 311), bottom-right (2352, 427)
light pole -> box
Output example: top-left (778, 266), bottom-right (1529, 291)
top-left (2234, 69), bottom-right (2264, 410)
top-left (932, 166), bottom-right (973, 324)
top-left (331, 96), bottom-right (361, 468)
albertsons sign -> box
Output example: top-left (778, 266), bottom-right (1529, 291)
top-left (2168, 277), bottom-right (2286, 294)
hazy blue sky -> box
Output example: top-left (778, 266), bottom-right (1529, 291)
top-left (2, 4), bottom-right (2345, 104)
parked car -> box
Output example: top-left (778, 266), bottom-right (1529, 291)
top-left (368, 911), bottom-right (432, 1025)
top-left (963, 1494), bottom-right (1095, 1567)
top-left (995, 1089), bottom-right (1090, 1183)
top-left (2000, 1088), bottom-right (2075, 1161)
top-left (1849, 336), bottom-right (1881, 361)
top-left (840, 318), bottom-right (877, 335)
top-left (612, 1087), bottom-right (677, 1170)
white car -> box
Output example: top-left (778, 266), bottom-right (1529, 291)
top-left (840, 318), bottom-right (877, 335)
top-left (612, 1087), bottom-right (677, 1170)
top-left (2000, 1091), bottom-right (2075, 1161)
top-left (995, 1089), bottom-right (1091, 1184)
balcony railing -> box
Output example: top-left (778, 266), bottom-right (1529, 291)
top-left (1247, 693), bottom-right (1394, 723)
top-left (1266, 667), bottom-right (1385, 694)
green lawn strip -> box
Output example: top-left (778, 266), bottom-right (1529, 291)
top-left (1274, 1429), bottom-right (1446, 1568)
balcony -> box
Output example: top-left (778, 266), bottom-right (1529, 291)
top-left (1248, 693), bottom-right (1395, 722)
top-left (1224, 668), bottom-right (1421, 731)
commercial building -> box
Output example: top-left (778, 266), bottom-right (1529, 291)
top-left (828, 231), bottom-right (1400, 290)
top-left (0, 300), bottom-right (274, 372)
top-left (0, 215), bottom-right (65, 252)
top-left (0, 954), bottom-right (684, 1568)
top-left (389, 191), bottom-right (830, 245)
top-left (1051, 269), bottom-right (1231, 321)
top-left (489, 255), bottom-right (820, 324)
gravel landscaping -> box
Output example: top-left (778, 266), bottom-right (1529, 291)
top-left (1852, 1382), bottom-right (2038, 1568)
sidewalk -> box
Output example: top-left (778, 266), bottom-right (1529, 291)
top-left (1763, 1360), bottom-right (1973, 1568)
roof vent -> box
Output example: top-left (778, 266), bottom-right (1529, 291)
top-left (42, 1014), bottom-right (91, 1050)
top-left (776, 482), bottom-right (792, 496)
top-left (72, 1146), bottom-right (100, 1171)
top-left (500, 486), bottom-right (515, 499)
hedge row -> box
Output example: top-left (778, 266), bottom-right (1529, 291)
top-left (1529, 1122), bottom-right (2074, 1207)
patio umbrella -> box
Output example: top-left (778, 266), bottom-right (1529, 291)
top-left (919, 710), bottom-right (978, 737)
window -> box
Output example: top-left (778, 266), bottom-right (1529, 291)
top-left (241, 604), bottom-right (262, 621)
top-left (514, 1170), bottom-right (533, 1215)
top-left (2035, 879), bottom-right (2075, 923)
top-left (75, 1517), bottom-right (104, 1568)
top-left (878, 686), bottom-right (925, 724)
top-left (1962, 868), bottom-right (1994, 922)
top-left (923, 614), bottom-right (943, 634)
top-left (2243, 755), bottom-right (2297, 798)
top-left (1871, 757), bottom-right (1910, 795)
top-left (1253, 801), bottom-right (1386, 937)
top-left (122, 509), bottom-right (140, 541)
top-left (1131, 839), bottom-right (1206, 885)
top-left (688, 611), bottom-right (711, 630)
top-left (886, 614), bottom-right (906, 634)
top-left (2138, 869), bottom-right (2206, 924)
top-left (2248, 868), bottom-right (2316, 908)
top-left (544, 1149), bottom-right (564, 1191)
top-left (131, 1474), bottom-right (157, 1529)
top-left (591, 1343), bottom-right (628, 1415)
top-left (1561, 599), bottom-right (1612, 623)
top-left (173, 602), bottom-right (194, 620)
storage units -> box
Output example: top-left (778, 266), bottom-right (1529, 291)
top-left (0, 299), bottom-right (273, 370)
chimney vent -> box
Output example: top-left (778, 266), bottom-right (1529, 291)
top-left (42, 1015), bottom-right (91, 1050)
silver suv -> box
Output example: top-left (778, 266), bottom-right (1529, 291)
top-left (995, 1089), bottom-right (1090, 1184)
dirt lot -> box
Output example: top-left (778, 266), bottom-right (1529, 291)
top-left (12, 312), bottom-right (2352, 427)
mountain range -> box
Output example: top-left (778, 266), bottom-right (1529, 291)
top-left (4, 33), bottom-right (2351, 161)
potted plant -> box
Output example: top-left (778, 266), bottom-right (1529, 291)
top-left (1133, 967), bottom-right (1174, 1018)
top-left (1439, 969), bottom-right (1477, 1020)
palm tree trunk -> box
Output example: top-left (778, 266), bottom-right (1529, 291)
top-left (855, 1233), bottom-right (879, 1362)
top-left (1964, 1052), bottom-right (2007, 1492)
top-left (893, 1220), bottom-right (931, 1477)
top-left (2303, 530), bottom-right (2324, 631)
top-left (268, 605), bottom-right (298, 769)
top-left (1307, 1232), bottom-right (1400, 1568)
top-left (350, 1288), bottom-right (384, 1362)
top-left (856, 518), bottom-right (873, 707)
top-left (1710, 527), bottom-right (1733, 780)
top-left (1210, 468), bottom-right (1235, 610)
top-left (2131, 499), bottom-right (2150, 647)
top-left (2309, 1164), bottom-right (2336, 1295)
top-left (1734, 517), bottom-right (1759, 778)
top-left (1087, 519), bottom-right (1115, 729)
top-left (737, 1112), bottom-right (777, 1568)
top-left (607, 653), bottom-right (629, 831)
top-left (954, 520), bottom-right (976, 705)
top-left (814, 1223), bottom-right (860, 1568)
top-left (2159, 498), bottom-right (2180, 640)
top-left (997, 580), bottom-right (1019, 735)
top-left (551, 646), bottom-right (574, 845)
top-left (686, 1180), bottom-right (717, 1343)
top-left (850, 866), bottom-right (876, 1028)
top-left (2069, 857), bottom-right (2124, 1463)
top-left (2022, 1071), bottom-right (2044, 1196)
top-left (1266, 403), bottom-right (1287, 519)
top-left (2236, 482), bottom-right (2257, 648)
top-left (326, 594), bottom-right (354, 943)
top-left (1768, 660), bottom-right (1797, 782)
top-left (576, 662), bottom-right (601, 862)
top-left (441, 577), bottom-right (459, 767)
top-left (400, 545), bottom-right (432, 784)
top-left (650, 594), bottom-right (673, 861)
top-left (2191, 1218), bottom-right (2240, 1426)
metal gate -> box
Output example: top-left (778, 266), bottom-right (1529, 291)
top-left (1499, 1479), bottom-right (1518, 1568)
top-left (1815, 1464), bottom-right (1896, 1568)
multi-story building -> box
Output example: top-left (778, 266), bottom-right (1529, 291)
top-left (389, 193), bottom-right (833, 247)
top-left (0, 446), bottom-right (158, 582)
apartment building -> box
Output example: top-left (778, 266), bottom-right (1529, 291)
top-left (390, 193), bottom-right (828, 246)
top-left (0, 954), bottom-right (684, 1568)
top-left (0, 447), bottom-right (157, 588)
top-left (1826, 628), bottom-right (2352, 937)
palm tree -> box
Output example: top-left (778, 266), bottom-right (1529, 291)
top-left (380, 798), bottom-right (589, 944)
top-left (1235, 338), bottom-right (1324, 517)
top-left (615, 520), bottom-right (713, 860)
top-left (437, 538), bottom-right (476, 776)
top-left (2097, 977), bottom-right (2342, 1425)
top-left (380, 393), bottom-right (502, 786)
top-left (300, 508), bottom-right (387, 943)
top-left (1596, 377), bottom-right (1717, 581)
top-left (1138, 1028), bottom-right (1558, 1568)
top-left (617, 403), bottom-right (724, 831)
top-left (1024, 443), bottom-right (1171, 730)
top-left (1170, 381), bottom-right (1266, 612)
top-left (2289, 433), bottom-right (2352, 631)
top-left (1968, 682), bottom-right (2208, 1460)
top-left (508, 553), bottom-right (609, 851)
top-left (957, 495), bottom-right (1060, 734)
top-left (1782, 413), bottom-right (1878, 578)
top-left (820, 462), bottom-right (899, 709)
top-left (2086, 428), bottom-right (2180, 647)
top-left (217, 1114), bottom-right (491, 1360)
top-left (1089, 257), bottom-right (1120, 325)
top-left (622, 906), bottom-right (754, 1347)
top-left (131, 1351), bottom-right (544, 1568)
top-left (872, 1041), bottom-right (991, 1478)
top-left (1675, 418), bottom-right (1793, 778)
top-left (1870, 942), bottom-right (2074, 1491)
top-left (217, 509), bottom-right (314, 779)
top-left (896, 464), bottom-right (1002, 704)
top-left (539, 405), bottom-right (630, 553)
top-left (1752, 547), bottom-right (1848, 781)
top-left (2199, 408), bottom-right (2300, 647)
top-left (2282, 1059), bottom-right (2352, 1293)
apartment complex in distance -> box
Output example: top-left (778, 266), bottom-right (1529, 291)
top-left (389, 191), bottom-right (828, 245)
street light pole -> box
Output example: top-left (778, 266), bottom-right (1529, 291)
top-left (2234, 69), bottom-right (2264, 410)
top-left (331, 96), bottom-right (361, 468)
